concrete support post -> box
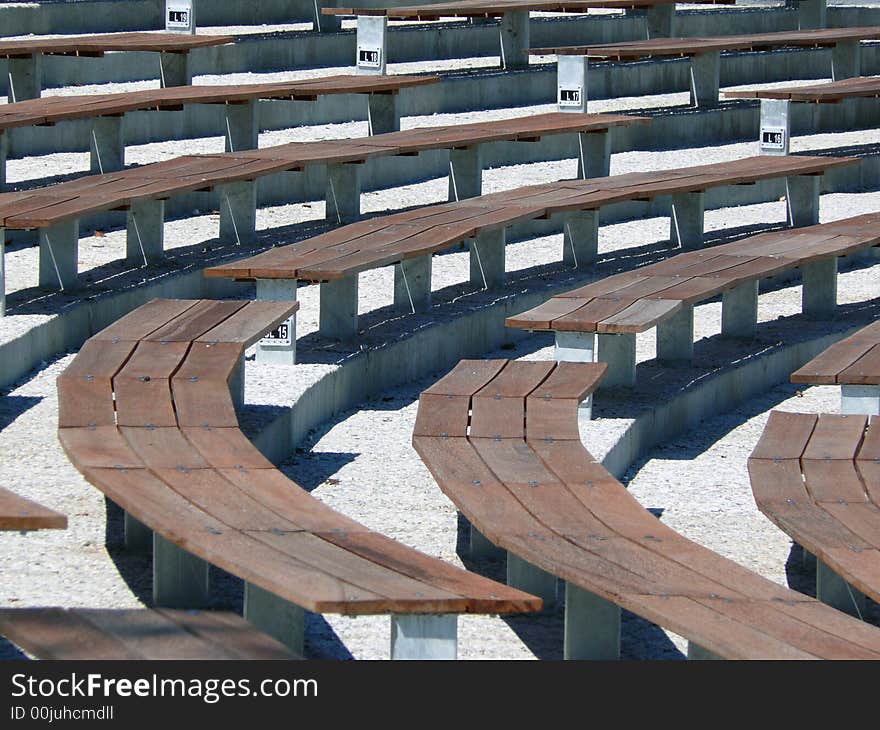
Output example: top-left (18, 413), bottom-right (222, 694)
top-left (721, 281), bottom-right (759, 338)
top-left (356, 15), bottom-right (387, 75)
top-left (645, 3), bottom-right (675, 38)
top-left (801, 257), bottom-right (837, 318)
top-left (255, 279), bottom-right (298, 365)
top-left (469, 228), bottom-right (505, 289)
top-left (244, 582), bottom-right (305, 654)
top-left (126, 199), bottom-right (165, 264)
top-left (326, 162), bottom-right (362, 224)
top-left (89, 115), bottom-right (125, 175)
top-left (507, 553), bottom-right (557, 608)
top-left (159, 51), bottom-right (192, 87)
top-left (224, 100), bottom-right (259, 153)
top-left (555, 331), bottom-right (597, 419)
top-left (0, 131), bottom-right (6, 190)
top-left (470, 525), bottom-right (505, 560)
top-left (797, 0), bottom-right (826, 29)
top-left (390, 614), bottom-right (457, 660)
top-left (831, 40), bottom-right (861, 81)
top-left (499, 10), bottom-right (530, 70)
top-left (577, 130), bottom-right (610, 179)
top-left (152, 533), bottom-right (211, 608)
top-left (563, 582), bottom-right (621, 659)
top-left (393, 254), bottom-right (432, 313)
top-left (598, 332), bottom-right (637, 388)
top-left (557, 54), bottom-right (588, 114)
top-left (670, 190), bottom-right (704, 250)
top-left (123, 512), bottom-right (152, 554)
top-left (38, 219), bottom-right (79, 291)
top-left (816, 560), bottom-right (866, 619)
top-left (786, 174), bottom-right (820, 228)
top-left (841, 384), bottom-right (880, 416)
top-left (319, 274), bottom-right (359, 340)
top-left (7, 54), bottom-right (42, 102)
top-left (689, 52), bottom-right (721, 107)
top-left (228, 354), bottom-right (245, 412)
top-left (562, 209), bottom-right (599, 267)
top-left (218, 180), bottom-right (256, 244)
top-left (759, 99), bottom-right (791, 156)
top-left (448, 145), bottom-right (483, 202)
top-left (656, 305), bottom-right (694, 364)
top-left (688, 643), bottom-right (723, 660)
top-left (0, 228), bottom-right (5, 317)
top-left (367, 92), bottom-right (399, 134)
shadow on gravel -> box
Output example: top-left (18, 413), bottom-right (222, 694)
top-left (0, 395), bottom-right (42, 431)
top-left (0, 637), bottom-right (29, 660)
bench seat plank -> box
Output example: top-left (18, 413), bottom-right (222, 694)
top-left (0, 487), bottom-right (66, 531)
top-left (793, 321), bottom-right (880, 385)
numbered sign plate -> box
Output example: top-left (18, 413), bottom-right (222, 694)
top-left (558, 86), bottom-right (583, 108)
top-left (760, 126), bottom-right (786, 151)
top-left (260, 320), bottom-right (292, 347)
top-left (166, 1), bottom-right (195, 33)
top-left (357, 46), bottom-right (382, 70)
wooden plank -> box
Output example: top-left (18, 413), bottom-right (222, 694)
top-left (526, 362), bottom-right (606, 441)
top-left (198, 301), bottom-right (300, 347)
top-left (171, 342), bottom-right (242, 429)
top-left (470, 361), bottom-right (554, 439)
top-left (57, 338), bottom-right (136, 428)
top-left (750, 411), bottom-right (816, 460)
top-left (802, 413), bottom-right (866, 461)
top-left (597, 298), bottom-right (682, 334)
top-left (112, 340), bottom-right (189, 428)
top-left (837, 344), bottom-right (880, 385)
top-left (0, 487), bottom-right (66, 531)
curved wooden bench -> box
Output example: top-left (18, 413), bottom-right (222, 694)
top-left (0, 608), bottom-right (300, 659)
top-left (0, 486), bottom-right (66, 531)
top-left (748, 410), bottom-right (880, 619)
top-left (507, 211), bottom-right (880, 388)
top-left (726, 75), bottom-right (880, 104)
top-left (57, 297), bottom-right (540, 659)
top-left (414, 358), bottom-right (880, 658)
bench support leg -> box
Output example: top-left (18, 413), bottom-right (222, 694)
top-left (563, 582), bottom-right (620, 659)
top-left (390, 614), bottom-right (457, 660)
top-left (219, 180), bottom-right (257, 245)
top-left (153, 533), bottom-right (211, 609)
top-left (578, 130), bottom-right (610, 179)
top-left (0, 131), bottom-right (6, 191)
top-left (470, 525), bottom-right (505, 560)
top-left (126, 199), bottom-right (165, 265)
top-left (557, 54), bottom-right (588, 114)
top-left (448, 145), bottom-right (482, 202)
top-left (38, 219), bottom-right (79, 291)
top-left (645, 3), bottom-right (675, 38)
top-left (801, 257), bottom-right (837, 318)
top-left (688, 643), bottom-right (722, 660)
top-left (507, 553), bottom-right (557, 609)
top-left (656, 304), bottom-right (694, 364)
top-left (797, 0), bottom-right (826, 29)
top-left (244, 582), bottom-right (305, 654)
top-left (831, 40), bottom-right (860, 81)
top-left (670, 190), bottom-right (705, 250)
top-left (367, 92), bottom-right (399, 135)
top-left (394, 254), bottom-right (432, 313)
top-left (0, 228), bottom-right (5, 317)
top-left (563, 210), bottom-right (599, 268)
top-left (689, 52), bottom-right (720, 108)
top-left (759, 98), bottom-right (791, 156)
top-left (816, 559), bottom-right (866, 619)
top-left (314, 0), bottom-right (341, 32)
top-left (469, 228), bottom-right (505, 289)
top-left (319, 274), bottom-right (359, 340)
top-left (721, 281), bottom-right (758, 339)
top-left (356, 15), bottom-right (387, 75)
top-left (555, 331), bottom-right (597, 417)
top-left (499, 10), bottom-right (529, 70)
top-left (229, 354), bottom-right (245, 411)
top-left (786, 174), bottom-right (820, 228)
top-left (89, 115), bottom-right (124, 175)
top-left (841, 384), bottom-right (880, 416)
top-left (225, 100), bottom-right (259, 153)
top-left (326, 162), bottom-right (362, 225)
top-left (7, 54), bottom-right (41, 102)
top-left (124, 512), bottom-right (152, 554)
top-left (256, 279), bottom-right (298, 365)
top-left (598, 333), bottom-right (637, 389)
top-left (159, 50), bottom-right (191, 87)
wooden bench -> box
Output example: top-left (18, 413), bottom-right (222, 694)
top-left (0, 608), bottom-right (301, 659)
top-left (57, 297), bottom-right (540, 658)
top-left (507, 211), bottom-right (880, 388)
top-left (0, 110), bottom-right (643, 316)
top-left (0, 31), bottom-right (234, 102)
top-left (0, 486), bottom-right (65, 531)
top-left (413, 358), bottom-right (880, 658)
top-left (0, 74), bottom-right (439, 184)
top-left (748, 410), bottom-right (879, 620)
top-left (205, 153), bottom-right (853, 364)
top-left (533, 26), bottom-right (880, 111)
top-left (324, 0), bottom-right (736, 73)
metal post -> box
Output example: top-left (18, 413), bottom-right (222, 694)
top-left (689, 51), bottom-right (720, 107)
top-left (315, 0), bottom-right (342, 32)
top-left (326, 162), bottom-right (362, 224)
top-left (598, 332), bottom-right (637, 388)
top-left (557, 54), bottom-right (588, 114)
top-left (499, 10), bottom-right (530, 70)
top-left (38, 219), bottom-right (79, 291)
top-left (801, 257), bottom-right (837, 318)
top-left (256, 279), bottom-right (298, 365)
top-left (562, 210), bottom-right (599, 267)
top-left (564, 582), bottom-right (620, 659)
top-left (840, 384), bottom-right (880, 416)
top-left (578, 130), bottom-right (610, 179)
top-left (225, 100), bottom-right (259, 152)
top-left (645, 3), bottom-right (675, 38)
top-left (507, 553), bottom-right (557, 609)
top-left (448, 145), bottom-right (482, 202)
top-left (469, 228), bottom-right (505, 289)
top-left (759, 99), bottom-right (791, 156)
top-left (393, 255), bottom-right (432, 313)
top-left (786, 174), bottom-right (820, 228)
top-left (470, 525), bottom-right (505, 560)
top-left (831, 40), bottom-right (861, 81)
top-left (670, 190), bottom-right (705, 250)
top-left (797, 0), bottom-right (826, 30)
top-left (319, 274), bottom-right (359, 340)
top-left (0, 131), bottom-right (6, 191)
top-left (816, 560), bottom-right (866, 619)
top-left (721, 281), bottom-right (759, 338)
top-left (0, 228), bottom-right (5, 317)
top-left (159, 51), bottom-right (191, 87)
top-left (656, 305), bottom-right (694, 364)
top-left (244, 582), bottom-right (305, 654)
top-left (7, 54), bottom-right (42, 101)
top-left (89, 115), bottom-right (125, 175)
top-left (555, 331), bottom-right (596, 418)
top-left (124, 512), bottom-right (153, 554)
top-left (356, 15), bottom-right (387, 75)
top-left (152, 533), bottom-right (211, 608)
top-left (367, 92), bottom-right (399, 135)
top-left (126, 199), bottom-right (165, 264)
top-left (219, 180), bottom-right (257, 244)
top-left (229, 354), bottom-right (245, 411)
top-left (390, 614), bottom-right (457, 660)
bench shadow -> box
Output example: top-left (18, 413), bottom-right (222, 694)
top-left (0, 395), bottom-right (43, 432)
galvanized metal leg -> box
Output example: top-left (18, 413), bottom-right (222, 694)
top-left (688, 642), bottom-right (722, 660)
top-left (319, 274), bottom-right (359, 340)
top-left (159, 50), bottom-right (191, 87)
top-left (563, 209), bottom-right (599, 267)
top-left (124, 512), bottom-right (152, 554)
top-left (326, 162), bottom-right (362, 224)
top-left (786, 174), bottom-right (820, 228)
top-left (314, 0), bottom-right (341, 32)
top-left (7, 54), bottom-right (42, 102)
top-left (219, 180), bottom-right (257, 244)
top-left (598, 332), bottom-right (637, 388)
top-left (469, 228), bottom-right (505, 289)
top-left (367, 92), bottom-right (399, 134)
top-left (577, 130), bottom-right (610, 179)
top-left (689, 52), bottom-right (720, 108)
top-left (557, 54), bottom-right (588, 114)
top-left (670, 190), bottom-right (704, 250)
top-left (244, 582), bottom-right (305, 654)
top-left (126, 199), bottom-right (165, 264)
top-left (831, 40), bottom-right (861, 81)
top-left (152, 533), bottom-right (211, 609)
top-left (225, 99), bottom-right (259, 152)
top-left (797, 0), bottom-right (826, 29)
top-left (448, 145), bottom-right (482, 202)
top-left (802, 546), bottom-right (817, 570)
top-left (229, 354), bottom-right (245, 411)
top-left (656, 304), bottom-right (694, 364)
top-left (759, 98), bottom-right (791, 156)
top-left (390, 614), bottom-right (457, 660)
top-left (841, 384), bottom-right (880, 416)
top-left (499, 10), bottom-right (529, 70)
top-left (645, 2), bottom-right (675, 38)
top-left (393, 255), bottom-right (432, 313)
top-left (470, 525), bottom-right (505, 560)
top-left (564, 582), bottom-right (620, 660)
top-left (256, 279), bottom-right (297, 365)
top-left (89, 115), bottom-right (125, 175)
top-left (816, 559), bottom-right (866, 619)
top-left (356, 15), bottom-right (387, 75)
top-left (507, 553), bottom-right (557, 608)
top-left (38, 219), bottom-right (79, 290)
top-left (801, 257), bottom-right (837, 318)
top-left (721, 281), bottom-right (758, 338)
top-left (555, 331), bottom-right (598, 420)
